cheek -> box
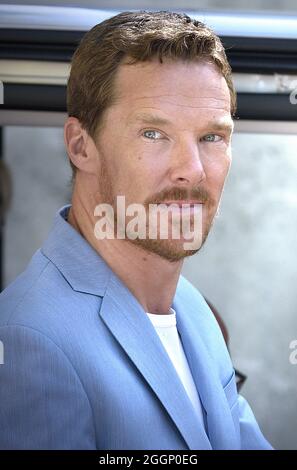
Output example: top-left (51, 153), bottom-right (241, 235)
top-left (222, 152), bottom-right (232, 183)
top-left (205, 155), bottom-right (231, 200)
top-left (114, 160), bottom-right (150, 201)
top-left (207, 154), bottom-right (230, 180)
top-left (129, 146), bottom-right (166, 181)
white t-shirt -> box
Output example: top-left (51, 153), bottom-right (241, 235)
top-left (146, 307), bottom-right (205, 427)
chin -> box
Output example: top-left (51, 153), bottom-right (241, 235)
top-left (129, 237), bottom-right (205, 262)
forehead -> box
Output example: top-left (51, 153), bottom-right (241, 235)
top-left (111, 58), bottom-right (231, 120)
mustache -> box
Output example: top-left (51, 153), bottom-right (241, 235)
top-left (146, 186), bottom-right (211, 206)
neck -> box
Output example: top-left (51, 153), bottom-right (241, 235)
top-left (67, 192), bottom-right (183, 315)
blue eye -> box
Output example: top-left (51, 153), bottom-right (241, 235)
top-left (143, 130), bottom-right (163, 140)
top-left (202, 134), bottom-right (222, 142)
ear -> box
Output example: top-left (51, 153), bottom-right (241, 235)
top-left (64, 117), bottom-right (98, 174)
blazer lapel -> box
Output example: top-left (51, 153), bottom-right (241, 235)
top-left (99, 273), bottom-right (212, 450)
top-left (172, 289), bottom-right (239, 450)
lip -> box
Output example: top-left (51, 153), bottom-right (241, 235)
top-left (160, 201), bottom-right (203, 206)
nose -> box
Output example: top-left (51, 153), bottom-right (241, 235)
top-left (169, 140), bottom-right (206, 187)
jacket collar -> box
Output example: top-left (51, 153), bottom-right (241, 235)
top-left (172, 284), bottom-right (240, 449)
top-left (42, 204), bottom-right (112, 297)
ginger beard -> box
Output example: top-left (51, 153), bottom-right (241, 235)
top-left (96, 155), bottom-right (218, 262)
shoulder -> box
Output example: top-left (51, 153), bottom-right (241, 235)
top-left (0, 249), bottom-right (102, 342)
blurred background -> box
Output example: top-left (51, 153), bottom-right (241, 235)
top-left (3, 0), bottom-right (297, 13)
top-left (0, 1), bottom-right (297, 450)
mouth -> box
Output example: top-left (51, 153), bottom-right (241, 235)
top-left (159, 201), bottom-right (203, 206)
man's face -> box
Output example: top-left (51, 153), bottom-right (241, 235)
top-left (92, 58), bottom-right (233, 262)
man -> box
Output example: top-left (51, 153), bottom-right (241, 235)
top-left (0, 11), bottom-right (272, 450)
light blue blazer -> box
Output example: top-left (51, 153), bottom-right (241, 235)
top-left (0, 205), bottom-right (272, 450)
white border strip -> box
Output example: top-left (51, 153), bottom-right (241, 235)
top-left (234, 120), bottom-right (297, 134)
top-left (0, 60), bottom-right (70, 85)
top-left (1, 60), bottom-right (297, 94)
top-left (0, 4), bottom-right (297, 39)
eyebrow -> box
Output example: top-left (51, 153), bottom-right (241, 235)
top-left (130, 112), bottom-right (234, 133)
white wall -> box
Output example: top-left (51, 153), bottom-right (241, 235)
top-left (182, 132), bottom-right (297, 450)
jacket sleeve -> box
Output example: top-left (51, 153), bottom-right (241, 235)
top-left (237, 394), bottom-right (273, 450)
top-left (0, 324), bottom-right (96, 449)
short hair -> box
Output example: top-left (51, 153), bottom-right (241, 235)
top-left (67, 10), bottom-right (236, 178)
